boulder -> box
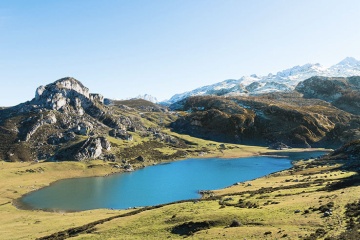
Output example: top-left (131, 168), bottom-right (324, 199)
top-left (74, 122), bottom-right (93, 136)
top-left (100, 136), bottom-right (111, 150)
top-left (154, 132), bottom-right (179, 145)
top-left (90, 93), bottom-right (104, 104)
top-left (109, 129), bottom-right (133, 141)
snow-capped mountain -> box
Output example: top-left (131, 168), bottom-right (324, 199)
top-left (165, 57), bottom-right (360, 104)
top-left (132, 94), bottom-right (158, 103)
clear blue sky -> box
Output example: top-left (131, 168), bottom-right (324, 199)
top-left (1, 0), bottom-right (360, 106)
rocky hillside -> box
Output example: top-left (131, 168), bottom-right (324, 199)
top-left (105, 98), bottom-right (167, 112)
top-left (0, 77), bottom-right (185, 162)
top-left (170, 94), bottom-right (360, 148)
top-left (325, 140), bottom-right (360, 161)
top-left (296, 76), bottom-right (360, 115)
top-left (2, 76), bottom-right (359, 162)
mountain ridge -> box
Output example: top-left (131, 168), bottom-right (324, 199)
top-left (164, 57), bottom-right (360, 104)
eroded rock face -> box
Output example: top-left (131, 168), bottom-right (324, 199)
top-left (90, 93), bottom-right (104, 104)
top-left (23, 113), bottom-right (57, 142)
top-left (74, 137), bottom-right (111, 161)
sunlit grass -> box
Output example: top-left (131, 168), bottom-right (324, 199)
top-left (0, 142), bottom-right (351, 239)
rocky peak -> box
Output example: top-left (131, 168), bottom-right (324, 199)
top-left (33, 77), bottom-right (103, 113)
top-left (36, 77), bottom-right (90, 100)
top-left (335, 57), bottom-right (360, 67)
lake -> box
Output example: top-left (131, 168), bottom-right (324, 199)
top-left (20, 151), bottom-right (326, 211)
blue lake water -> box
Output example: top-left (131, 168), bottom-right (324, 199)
top-left (20, 151), bottom-right (326, 211)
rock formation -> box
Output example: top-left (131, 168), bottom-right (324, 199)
top-left (74, 137), bottom-right (111, 161)
top-left (0, 77), bottom-right (183, 162)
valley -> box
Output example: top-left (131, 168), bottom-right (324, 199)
top-left (2, 1), bottom-right (360, 239)
top-left (0, 72), bottom-right (359, 239)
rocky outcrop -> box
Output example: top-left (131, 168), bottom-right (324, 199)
top-left (0, 77), bottom-right (183, 162)
top-left (36, 78), bottom-right (89, 99)
top-left (296, 76), bottom-right (360, 115)
top-left (47, 132), bottom-right (76, 145)
top-left (73, 122), bottom-right (93, 136)
top-left (74, 137), bottom-right (111, 161)
top-left (319, 140), bottom-right (360, 172)
top-left (109, 129), bottom-right (133, 141)
top-left (0, 78), bottom-right (115, 161)
top-left (32, 77), bottom-right (108, 118)
top-left (90, 93), bottom-right (104, 104)
top-left (154, 132), bottom-right (180, 145)
top-left (326, 140), bottom-right (360, 161)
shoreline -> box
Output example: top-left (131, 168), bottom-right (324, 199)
top-left (2, 146), bottom-right (353, 240)
top-left (12, 147), bottom-right (331, 213)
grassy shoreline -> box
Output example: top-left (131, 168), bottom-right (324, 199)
top-left (0, 146), bottom-right (337, 239)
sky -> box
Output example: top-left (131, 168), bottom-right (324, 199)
top-left (1, 0), bottom-right (360, 106)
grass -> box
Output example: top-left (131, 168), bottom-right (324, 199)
top-left (0, 138), bottom-right (352, 240)
top-left (70, 162), bottom-right (359, 240)
top-left (0, 160), bottom-right (137, 240)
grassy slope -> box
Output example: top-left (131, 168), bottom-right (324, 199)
top-left (0, 132), bottom-right (283, 240)
top-left (0, 130), bottom-right (344, 240)
top-left (71, 163), bottom-right (359, 240)
top-left (0, 160), bottom-right (136, 240)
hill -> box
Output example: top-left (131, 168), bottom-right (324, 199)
top-left (296, 76), bottom-right (360, 115)
top-left (170, 94), bottom-right (360, 148)
top-left (0, 77), bottom-right (194, 163)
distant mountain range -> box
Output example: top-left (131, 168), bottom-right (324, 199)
top-left (164, 57), bottom-right (360, 104)
top-left (131, 94), bottom-right (158, 103)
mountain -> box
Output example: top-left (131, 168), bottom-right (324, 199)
top-left (165, 57), bottom-right (360, 104)
top-left (2, 75), bottom-right (359, 162)
top-left (0, 77), bottom-right (186, 162)
top-left (170, 93), bottom-right (360, 148)
top-left (296, 76), bottom-right (360, 115)
top-left (131, 94), bottom-right (158, 103)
